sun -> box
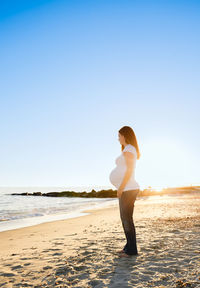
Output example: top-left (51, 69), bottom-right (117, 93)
top-left (154, 187), bottom-right (163, 192)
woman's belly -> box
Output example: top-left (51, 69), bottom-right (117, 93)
top-left (109, 166), bottom-right (126, 188)
top-left (109, 166), bottom-right (139, 190)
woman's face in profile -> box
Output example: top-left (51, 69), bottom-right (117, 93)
top-left (118, 132), bottom-right (124, 145)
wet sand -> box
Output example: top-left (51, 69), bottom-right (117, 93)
top-left (0, 193), bottom-right (200, 288)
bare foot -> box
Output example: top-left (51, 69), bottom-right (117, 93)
top-left (117, 249), bottom-right (125, 253)
top-left (119, 252), bottom-right (130, 258)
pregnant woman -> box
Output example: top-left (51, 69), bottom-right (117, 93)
top-left (109, 125), bottom-right (141, 258)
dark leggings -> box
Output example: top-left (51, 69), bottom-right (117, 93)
top-left (119, 189), bottom-right (139, 255)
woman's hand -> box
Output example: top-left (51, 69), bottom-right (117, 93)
top-left (117, 187), bottom-right (124, 198)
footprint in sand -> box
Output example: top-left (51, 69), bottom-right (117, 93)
top-left (43, 265), bottom-right (53, 270)
top-left (55, 266), bottom-right (74, 276)
top-left (54, 237), bottom-right (65, 240)
top-left (52, 252), bottom-right (63, 256)
top-left (0, 272), bottom-right (17, 277)
top-left (23, 263), bottom-right (31, 266)
top-left (11, 265), bottom-right (23, 270)
top-left (4, 263), bottom-right (12, 267)
top-left (73, 265), bottom-right (88, 271)
top-left (81, 250), bottom-right (93, 256)
top-left (42, 248), bottom-right (62, 252)
top-left (88, 279), bottom-right (103, 286)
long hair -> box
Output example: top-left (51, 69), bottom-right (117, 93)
top-left (119, 126), bottom-right (141, 160)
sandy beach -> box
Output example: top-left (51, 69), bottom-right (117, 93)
top-left (0, 193), bottom-right (200, 288)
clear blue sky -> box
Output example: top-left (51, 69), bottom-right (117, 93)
top-left (1, 0), bottom-right (199, 190)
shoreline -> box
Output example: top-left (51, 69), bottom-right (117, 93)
top-left (0, 197), bottom-right (118, 233)
top-left (0, 192), bottom-right (200, 233)
top-left (1, 192), bottom-right (199, 234)
top-left (0, 204), bottom-right (119, 258)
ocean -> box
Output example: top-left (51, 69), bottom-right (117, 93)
top-left (1, 186), bottom-right (198, 233)
top-left (0, 186), bottom-right (118, 232)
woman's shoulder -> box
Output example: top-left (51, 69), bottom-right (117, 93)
top-left (123, 144), bottom-right (137, 155)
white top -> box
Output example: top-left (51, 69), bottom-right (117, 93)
top-left (109, 144), bottom-right (140, 191)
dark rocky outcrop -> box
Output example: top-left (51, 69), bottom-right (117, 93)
top-left (11, 189), bottom-right (117, 198)
top-left (9, 186), bottom-right (200, 198)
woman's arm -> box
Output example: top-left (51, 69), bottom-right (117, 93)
top-left (118, 151), bottom-right (134, 192)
